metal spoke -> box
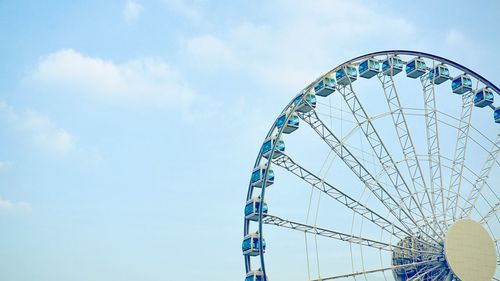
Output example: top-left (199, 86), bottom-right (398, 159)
top-left (461, 133), bottom-right (500, 219)
top-left (262, 214), bottom-right (440, 254)
top-left (446, 92), bottom-right (474, 222)
top-left (271, 154), bottom-right (442, 249)
top-left (420, 73), bottom-right (446, 225)
top-left (378, 72), bottom-right (442, 236)
top-left (480, 201), bottom-right (500, 224)
top-left (430, 268), bottom-right (447, 281)
top-left (298, 108), bottom-right (442, 245)
top-left (379, 73), bottom-right (435, 221)
top-left (309, 260), bottom-right (439, 281)
top-left (407, 263), bottom-right (442, 281)
top-left (338, 80), bottom-right (434, 231)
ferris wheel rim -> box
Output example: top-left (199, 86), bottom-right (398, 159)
top-left (243, 50), bottom-right (500, 281)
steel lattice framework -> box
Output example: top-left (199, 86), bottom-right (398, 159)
top-left (243, 50), bottom-right (500, 281)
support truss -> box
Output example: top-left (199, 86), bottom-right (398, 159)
top-left (378, 74), bottom-right (437, 228)
top-left (420, 76), bottom-right (446, 225)
top-left (446, 92), bottom-right (474, 222)
top-left (480, 201), bottom-right (500, 224)
top-left (310, 260), bottom-right (439, 281)
top-left (461, 133), bottom-right (500, 219)
top-left (299, 109), bottom-right (441, 245)
top-left (338, 80), bottom-right (440, 238)
top-left (262, 214), bottom-right (440, 254)
top-left (271, 154), bottom-right (414, 242)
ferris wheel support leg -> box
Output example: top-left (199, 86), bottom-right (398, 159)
top-left (445, 92), bottom-right (474, 223)
top-left (299, 108), bottom-right (442, 245)
top-left (337, 80), bottom-right (442, 239)
top-left (377, 73), bottom-right (444, 236)
top-left (461, 133), bottom-right (500, 219)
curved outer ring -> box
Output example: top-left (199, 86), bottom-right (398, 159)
top-left (243, 50), bottom-right (500, 279)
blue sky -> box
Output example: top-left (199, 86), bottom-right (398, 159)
top-left (0, 1), bottom-right (499, 280)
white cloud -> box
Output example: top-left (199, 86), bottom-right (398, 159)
top-left (0, 102), bottom-right (75, 156)
top-left (0, 197), bottom-right (31, 214)
top-left (164, 0), bottom-right (204, 23)
top-left (29, 49), bottom-right (195, 109)
top-left (0, 161), bottom-right (12, 172)
top-left (181, 0), bottom-right (416, 92)
top-left (184, 35), bottom-right (236, 71)
top-left (123, 0), bottom-right (143, 22)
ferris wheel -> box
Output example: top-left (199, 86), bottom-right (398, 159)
top-left (242, 50), bottom-right (500, 281)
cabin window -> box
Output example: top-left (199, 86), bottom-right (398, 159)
top-left (251, 170), bottom-right (261, 183)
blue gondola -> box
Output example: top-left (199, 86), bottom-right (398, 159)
top-left (336, 65), bottom-right (357, 85)
top-left (314, 77), bottom-right (336, 97)
top-left (405, 57), bottom-right (427, 78)
top-left (261, 135), bottom-right (285, 159)
top-left (474, 88), bottom-right (494, 108)
top-left (451, 74), bottom-right (473, 94)
top-left (495, 107), bottom-right (500, 124)
top-left (242, 233), bottom-right (266, 256)
top-left (358, 58), bottom-right (380, 79)
top-left (382, 56), bottom-right (404, 76)
top-left (428, 65), bottom-right (450, 85)
top-left (245, 270), bottom-right (265, 281)
top-left (245, 197), bottom-right (268, 221)
top-left (276, 112), bottom-right (299, 134)
top-left (294, 92), bottom-right (316, 113)
top-left (251, 164), bottom-right (274, 188)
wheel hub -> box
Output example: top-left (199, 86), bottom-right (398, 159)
top-left (444, 219), bottom-right (496, 281)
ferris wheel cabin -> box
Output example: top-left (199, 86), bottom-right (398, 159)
top-left (242, 233), bottom-right (266, 256)
top-left (405, 57), bottom-right (427, 78)
top-left (293, 92), bottom-right (317, 113)
top-left (495, 107), bottom-right (500, 123)
top-left (336, 65), bottom-right (357, 85)
top-left (358, 58), bottom-right (380, 79)
top-left (261, 135), bottom-right (285, 159)
top-left (428, 65), bottom-right (450, 85)
top-left (245, 197), bottom-right (268, 221)
top-left (276, 112), bottom-right (299, 134)
top-left (451, 74), bottom-right (473, 94)
top-left (474, 88), bottom-right (494, 108)
top-left (382, 56), bottom-right (404, 76)
top-left (251, 164), bottom-right (274, 188)
top-left (245, 270), bottom-right (265, 281)
top-left (314, 77), bottom-right (336, 97)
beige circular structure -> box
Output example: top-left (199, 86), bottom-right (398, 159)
top-left (444, 219), bottom-right (496, 281)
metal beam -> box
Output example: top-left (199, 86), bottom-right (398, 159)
top-left (299, 109), bottom-right (442, 245)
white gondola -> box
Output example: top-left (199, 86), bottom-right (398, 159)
top-left (428, 65), bottom-right (450, 85)
top-left (261, 135), bottom-right (285, 159)
top-left (245, 197), bottom-right (268, 221)
top-left (405, 57), bottom-right (427, 78)
top-left (381, 56), bottom-right (404, 76)
top-left (245, 270), bottom-right (266, 281)
top-left (314, 77), bottom-right (336, 97)
top-left (251, 163), bottom-right (274, 188)
top-left (495, 107), bottom-right (500, 124)
top-left (294, 92), bottom-right (316, 113)
top-left (358, 58), bottom-right (380, 79)
top-left (276, 112), bottom-right (299, 134)
top-left (336, 65), bottom-right (357, 85)
top-left (242, 232), bottom-right (266, 256)
top-left (474, 88), bottom-right (494, 108)
top-left (451, 74), bottom-right (473, 94)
